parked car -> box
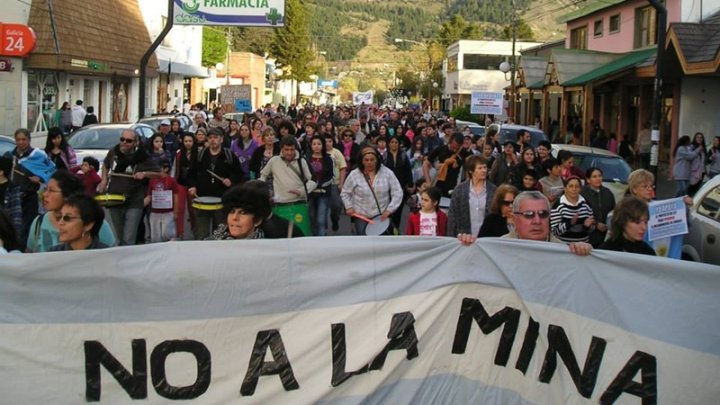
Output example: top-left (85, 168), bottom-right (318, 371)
top-left (455, 120), bottom-right (486, 137)
top-left (683, 175), bottom-right (720, 266)
top-left (0, 135), bottom-right (15, 157)
top-left (137, 113), bottom-right (191, 131)
top-left (497, 124), bottom-right (548, 148)
top-left (551, 144), bottom-right (632, 202)
top-left (68, 123), bottom-right (157, 170)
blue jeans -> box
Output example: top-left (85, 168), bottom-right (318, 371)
top-left (309, 192), bottom-right (329, 236)
top-left (674, 180), bottom-right (689, 197)
top-left (352, 217), bottom-right (368, 236)
top-left (108, 206), bottom-right (143, 245)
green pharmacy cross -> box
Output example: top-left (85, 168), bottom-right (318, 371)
top-left (266, 8), bottom-right (283, 25)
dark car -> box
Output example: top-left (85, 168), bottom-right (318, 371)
top-left (0, 135), bottom-right (15, 157)
top-left (68, 123), bottom-right (158, 170)
top-left (137, 114), bottom-right (191, 131)
top-left (497, 124), bottom-right (548, 148)
top-left (551, 144), bottom-right (632, 202)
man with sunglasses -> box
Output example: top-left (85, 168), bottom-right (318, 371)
top-left (98, 129), bottom-right (160, 245)
top-left (458, 191), bottom-right (592, 256)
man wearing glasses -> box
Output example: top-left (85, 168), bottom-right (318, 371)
top-left (458, 191), bottom-right (592, 256)
top-left (98, 129), bottom-right (160, 245)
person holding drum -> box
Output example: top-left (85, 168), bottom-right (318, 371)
top-left (97, 129), bottom-right (161, 245)
top-left (187, 127), bottom-right (243, 240)
top-left (49, 193), bottom-right (108, 251)
top-left (27, 170), bottom-right (116, 252)
top-left (341, 146), bottom-right (403, 236)
top-left (259, 135), bottom-right (317, 236)
top-left (206, 182), bottom-right (272, 240)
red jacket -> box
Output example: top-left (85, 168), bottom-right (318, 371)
top-left (405, 210), bottom-right (448, 236)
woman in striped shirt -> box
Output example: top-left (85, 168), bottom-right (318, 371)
top-left (550, 176), bottom-right (595, 243)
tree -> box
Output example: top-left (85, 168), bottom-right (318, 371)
top-left (232, 27), bottom-right (275, 56)
top-left (436, 15), bottom-right (484, 49)
top-left (501, 18), bottom-right (535, 41)
top-left (271, 0), bottom-right (314, 103)
top-left (202, 27), bottom-right (227, 68)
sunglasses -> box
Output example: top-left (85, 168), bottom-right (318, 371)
top-left (514, 210), bottom-right (550, 219)
top-left (119, 137), bottom-right (135, 144)
top-left (56, 214), bottom-right (81, 223)
top-left (502, 200), bottom-right (514, 206)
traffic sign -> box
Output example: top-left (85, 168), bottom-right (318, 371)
top-left (0, 23), bottom-right (36, 57)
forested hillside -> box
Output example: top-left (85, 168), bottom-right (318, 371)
top-left (306, 0), bottom-right (565, 62)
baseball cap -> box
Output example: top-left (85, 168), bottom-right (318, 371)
top-left (160, 119), bottom-right (171, 126)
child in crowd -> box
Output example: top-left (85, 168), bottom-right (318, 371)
top-left (539, 158), bottom-right (564, 205)
top-left (405, 186), bottom-right (447, 236)
top-left (406, 178), bottom-right (427, 213)
top-left (76, 156), bottom-right (101, 196)
top-left (144, 158), bottom-right (180, 242)
top-left (519, 168), bottom-right (540, 192)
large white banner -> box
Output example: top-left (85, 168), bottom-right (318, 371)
top-left (0, 237), bottom-right (719, 403)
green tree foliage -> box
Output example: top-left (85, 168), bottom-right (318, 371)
top-left (395, 67), bottom-right (421, 95)
top-left (501, 18), bottom-right (535, 41)
top-left (306, 2), bottom-right (368, 61)
top-left (201, 27), bottom-right (227, 67)
top-left (232, 27), bottom-right (275, 56)
top-left (449, 0), bottom-right (531, 25)
top-left (436, 15), bottom-right (484, 49)
top-left (272, 0), bottom-right (314, 83)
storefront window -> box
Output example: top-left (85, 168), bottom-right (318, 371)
top-left (26, 71), bottom-right (58, 131)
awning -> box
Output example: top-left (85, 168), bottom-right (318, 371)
top-left (158, 60), bottom-right (209, 78)
top-left (563, 48), bottom-right (656, 86)
top-left (519, 56), bottom-right (548, 89)
top-left (550, 48), bottom-right (624, 85)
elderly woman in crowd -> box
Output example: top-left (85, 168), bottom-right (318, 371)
top-left (26, 170), bottom-right (116, 252)
top-left (550, 176), bottom-right (595, 243)
top-left (49, 193), bottom-right (108, 251)
top-left (599, 196), bottom-right (655, 255)
top-left (341, 146), bottom-right (403, 235)
top-left (206, 182), bottom-right (273, 240)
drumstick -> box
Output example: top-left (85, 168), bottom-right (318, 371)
top-left (351, 213), bottom-right (376, 224)
top-left (110, 172), bottom-right (135, 178)
top-left (206, 169), bottom-right (226, 183)
top-left (12, 169), bottom-right (26, 177)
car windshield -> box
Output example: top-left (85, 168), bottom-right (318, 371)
top-left (138, 118), bottom-right (163, 129)
top-left (68, 128), bottom-right (126, 149)
top-left (576, 154), bottom-right (631, 183)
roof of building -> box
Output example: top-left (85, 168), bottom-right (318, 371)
top-left (26, 0), bottom-right (158, 76)
top-left (557, 0), bottom-right (625, 24)
top-left (549, 48), bottom-right (624, 85)
top-left (563, 47), bottom-right (656, 86)
top-left (667, 21), bottom-right (720, 63)
top-left (519, 56), bottom-right (549, 89)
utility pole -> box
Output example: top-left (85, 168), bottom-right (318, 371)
top-left (139, 0), bottom-right (173, 119)
top-left (509, 0), bottom-right (517, 123)
top-left (648, 0), bottom-right (667, 185)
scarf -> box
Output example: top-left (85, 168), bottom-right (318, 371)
top-left (343, 140), bottom-right (354, 160)
top-left (111, 145), bottom-right (149, 173)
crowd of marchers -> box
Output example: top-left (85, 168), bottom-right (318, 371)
top-left (1, 102), bottom-right (711, 257)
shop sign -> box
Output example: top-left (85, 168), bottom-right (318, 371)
top-left (174, 0), bottom-right (285, 27)
top-left (0, 58), bottom-right (12, 72)
top-left (71, 59), bottom-right (88, 68)
top-left (0, 23), bottom-right (36, 57)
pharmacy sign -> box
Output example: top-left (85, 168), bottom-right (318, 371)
top-left (174, 0), bottom-right (285, 27)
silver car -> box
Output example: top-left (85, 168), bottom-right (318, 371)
top-left (68, 123), bottom-right (157, 171)
top-left (683, 175), bottom-right (720, 266)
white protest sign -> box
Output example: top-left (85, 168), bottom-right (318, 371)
top-left (470, 92), bottom-right (503, 115)
top-left (352, 91), bottom-right (373, 106)
top-left (648, 197), bottom-right (688, 241)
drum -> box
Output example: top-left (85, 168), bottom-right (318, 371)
top-left (95, 194), bottom-right (126, 207)
top-left (365, 216), bottom-right (392, 236)
top-left (192, 196), bottom-right (223, 211)
top-left (272, 202), bottom-right (311, 236)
